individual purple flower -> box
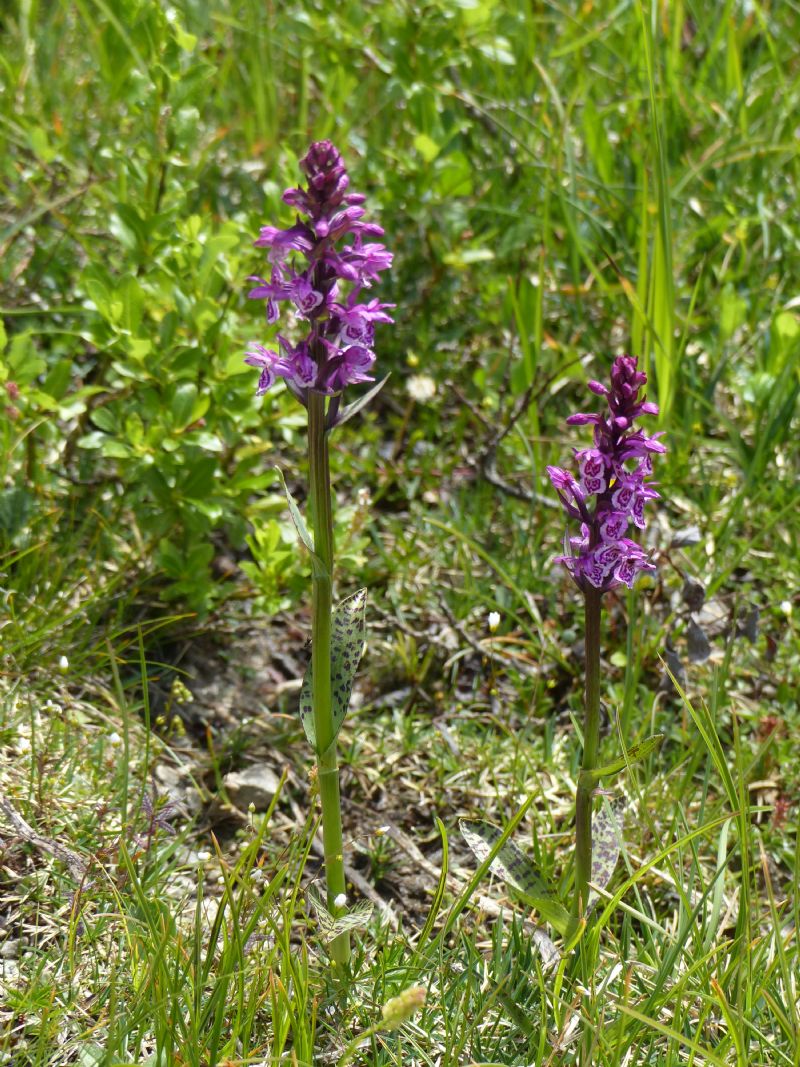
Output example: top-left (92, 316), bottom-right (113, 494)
top-left (599, 510), bottom-right (629, 542)
top-left (548, 356), bottom-right (664, 592)
top-left (289, 274), bottom-right (324, 317)
top-left (246, 141), bottom-right (393, 415)
top-left (244, 342), bottom-right (294, 396)
top-left (546, 464), bottom-right (587, 521)
top-left (333, 296), bottom-right (395, 347)
top-left (254, 223), bottom-right (314, 260)
top-left (247, 271), bottom-right (294, 324)
top-left (337, 236), bottom-right (394, 287)
top-left (576, 448), bottom-right (609, 496)
top-left (323, 345), bottom-right (376, 393)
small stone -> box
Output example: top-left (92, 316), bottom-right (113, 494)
top-left (671, 525), bottom-right (702, 548)
top-left (223, 764), bottom-right (280, 811)
top-left (0, 939), bottom-right (19, 959)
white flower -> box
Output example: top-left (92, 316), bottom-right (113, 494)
top-left (108, 731), bottom-right (122, 746)
top-left (58, 655), bottom-right (69, 673)
top-left (406, 374), bottom-right (437, 403)
top-left (333, 892), bottom-right (348, 910)
top-left (488, 611), bottom-right (501, 633)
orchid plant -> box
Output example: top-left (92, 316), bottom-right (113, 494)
top-left (546, 355), bottom-right (666, 918)
top-left (461, 356), bottom-right (666, 942)
top-left (246, 142), bottom-right (393, 966)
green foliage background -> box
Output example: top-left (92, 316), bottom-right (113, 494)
top-left (3, 0), bottom-right (799, 618)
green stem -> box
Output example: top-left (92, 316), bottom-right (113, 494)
top-left (574, 587), bottom-right (602, 918)
top-left (308, 391), bottom-right (350, 966)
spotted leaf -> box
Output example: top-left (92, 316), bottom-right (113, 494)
top-left (299, 588), bottom-right (367, 751)
top-left (588, 798), bottom-right (625, 909)
top-left (308, 886), bottom-right (374, 943)
top-left (459, 820), bottom-right (571, 937)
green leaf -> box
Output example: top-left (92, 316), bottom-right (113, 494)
top-left (274, 466), bottom-right (322, 569)
top-left (109, 204), bottom-right (148, 254)
top-left (171, 382), bottom-right (198, 430)
top-left (413, 133), bottom-right (440, 162)
top-left (459, 820), bottom-right (571, 937)
top-left (117, 277), bottom-right (145, 334)
top-left (335, 374), bottom-right (390, 427)
top-left (181, 457), bottom-right (217, 499)
top-left (90, 406), bottom-right (118, 433)
top-left (719, 283), bottom-right (747, 341)
top-left (299, 589), bottom-right (367, 751)
top-left (100, 439), bottom-right (134, 459)
top-left (172, 22), bottom-right (197, 52)
top-left (582, 734), bottom-right (664, 785)
top-left (124, 412), bottom-right (144, 447)
top-left (27, 126), bottom-right (57, 164)
top-left (6, 332), bottom-right (46, 384)
top-left (42, 358), bottom-right (73, 401)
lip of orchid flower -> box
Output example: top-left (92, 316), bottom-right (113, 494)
top-left (550, 355), bottom-right (664, 593)
top-left (245, 141), bottom-right (391, 405)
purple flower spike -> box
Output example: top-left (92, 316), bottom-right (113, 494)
top-left (246, 141), bottom-right (392, 410)
top-left (550, 356), bottom-right (664, 592)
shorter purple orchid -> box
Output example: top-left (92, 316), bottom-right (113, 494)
top-left (547, 355), bottom-right (665, 592)
top-left (246, 141), bottom-right (393, 413)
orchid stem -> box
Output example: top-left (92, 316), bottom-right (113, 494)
top-left (308, 391), bottom-right (350, 966)
top-left (574, 586), bottom-right (602, 919)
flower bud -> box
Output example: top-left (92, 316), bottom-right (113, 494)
top-left (381, 985), bottom-right (427, 1031)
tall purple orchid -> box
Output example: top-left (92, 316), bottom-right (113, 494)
top-left (245, 140), bottom-right (393, 423)
top-left (548, 356), bottom-right (665, 919)
top-left (245, 143), bottom-right (392, 968)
